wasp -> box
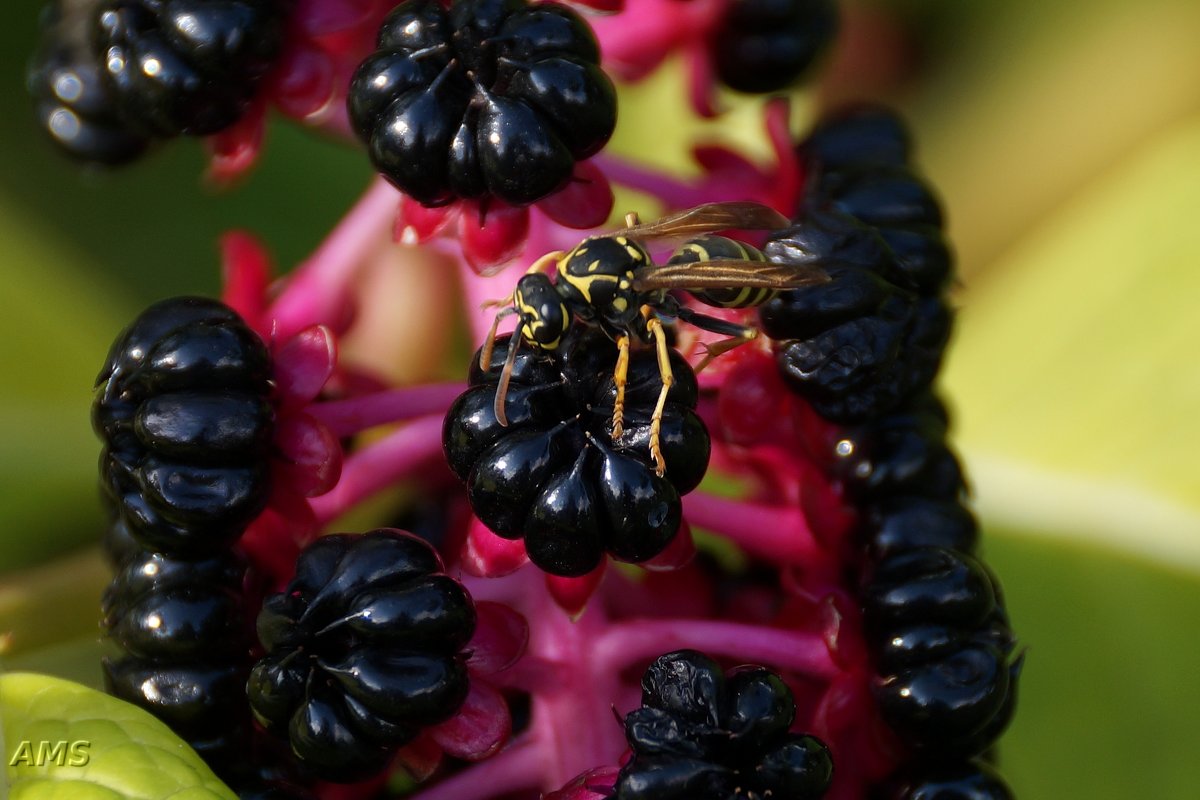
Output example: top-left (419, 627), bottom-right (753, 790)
top-left (481, 201), bottom-right (828, 476)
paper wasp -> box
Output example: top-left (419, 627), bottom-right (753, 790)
top-left (481, 201), bottom-right (828, 476)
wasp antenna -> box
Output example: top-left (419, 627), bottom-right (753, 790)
top-left (493, 327), bottom-right (523, 427)
top-left (479, 307), bottom-right (515, 372)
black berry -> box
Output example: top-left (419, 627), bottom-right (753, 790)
top-left (712, 0), bottom-right (839, 94)
top-left (247, 529), bottom-right (475, 783)
top-left (94, 297), bottom-right (274, 555)
top-left (92, 0), bottom-right (284, 137)
top-left (613, 650), bottom-right (833, 800)
top-left (348, 0), bottom-right (616, 206)
top-left (759, 213), bottom-right (951, 423)
top-left (443, 328), bottom-right (708, 577)
top-left (27, 0), bottom-right (151, 165)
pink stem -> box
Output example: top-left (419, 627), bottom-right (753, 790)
top-left (271, 177), bottom-right (399, 340)
top-left (486, 655), bottom-right (574, 693)
top-left (594, 618), bottom-right (841, 681)
top-left (683, 491), bottom-right (822, 563)
top-left (592, 153), bottom-right (706, 209)
top-left (309, 383), bottom-right (467, 438)
top-left (309, 414), bottom-right (445, 525)
top-left (411, 736), bottom-right (543, 800)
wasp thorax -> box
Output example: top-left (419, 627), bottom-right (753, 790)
top-left (558, 236), bottom-right (651, 328)
top-left (515, 273), bottom-right (569, 350)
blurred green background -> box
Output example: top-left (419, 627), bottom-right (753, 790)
top-left (2, 0), bottom-right (1199, 797)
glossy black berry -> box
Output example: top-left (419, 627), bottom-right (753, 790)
top-left (92, 0), bottom-right (284, 137)
top-left (103, 657), bottom-right (250, 737)
top-left (885, 760), bottom-right (1015, 800)
top-left (94, 297), bottom-right (274, 555)
top-left (874, 644), bottom-right (1011, 751)
top-left (800, 106), bottom-right (912, 171)
top-left (443, 328), bottom-right (709, 576)
top-left (759, 213), bottom-right (952, 423)
top-left (862, 496), bottom-right (979, 560)
top-left (348, 0), bottom-right (616, 206)
top-left (99, 542), bottom-right (257, 773)
top-left (712, 0), bottom-right (838, 94)
top-left (27, 1), bottom-right (152, 165)
top-left (247, 529), bottom-right (475, 782)
top-left (831, 398), bottom-right (965, 502)
top-left (799, 107), bottom-right (954, 295)
top-left (863, 547), bottom-right (998, 631)
top-left (614, 650), bottom-right (833, 800)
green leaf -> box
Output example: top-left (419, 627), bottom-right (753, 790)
top-left (1, 672), bottom-right (236, 800)
top-left (984, 531), bottom-right (1200, 800)
top-left (0, 196), bottom-right (134, 575)
top-left (944, 115), bottom-right (1200, 567)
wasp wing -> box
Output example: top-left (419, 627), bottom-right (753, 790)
top-left (618, 202), bottom-right (791, 242)
top-left (632, 260), bottom-right (829, 291)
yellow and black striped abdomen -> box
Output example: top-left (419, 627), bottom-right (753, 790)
top-left (666, 234), bottom-right (776, 308)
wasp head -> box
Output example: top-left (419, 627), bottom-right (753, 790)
top-left (514, 273), bottom-right (570, 350)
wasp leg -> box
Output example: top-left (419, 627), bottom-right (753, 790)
top-left (644, 313), bottom-right (675, 477)
top-left (675, 306), bottom-right (759, 373)
top-left (611, 333), bottom-right (631, 439)
top-left (493, 329), bottom-right (523, 427)
top-left (624, 211), bottom-right (641, 228)
top-left (479, 307), bottom-right (516, 372)
top-left (528, 249), bottom-right (566, 275)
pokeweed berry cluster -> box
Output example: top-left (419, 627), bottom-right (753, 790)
top-left (611, 650), bottom-right (834, 800)
top-left (28, 0), bottom-right (285, 164)
top-left (349, 0), bottom-right (616, 206)
top-left (248, 530), bottom-right (476, 781)
top-left (840, 398), bottom-right (1022, 792)
top-left (93, 298), bottom-right (319, 797)
top-left (760, 109), bottom-right (953, 423)
top-left (750, 108), bottom-right (1019, 796)
top-left (42, 0), bottom-right (1027, 796)
top-left (444, 328), bottom-right (709, 576)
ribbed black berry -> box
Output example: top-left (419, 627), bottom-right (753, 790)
top-left (247, 529), bottom-right (475, 783)
top-left (94, 296), bottom-right (274, 556)
top-left (99, 544), bottom-right (262, 783)
top-left (712, 0), bottom-right (838, 94)
top-left (759, 211), bottom-right (951, 423)
top-left (92, 0), bottom-right (284, 137)
top-left (861, 496), bottom-right (979, 561)
top-left (28, 0), bottom-right (152, 165)
top-left (611, 650), bottom-right (833, 800)
top-left (443, 327), bottom-right (709, 577)
top-left (348, 0), bottom-right (616, 206)
top-left (840, 396), bottom-right (1020, 760)
top-left (831, 395), bottom-right (965, 502)
top-left (799, 107), bottom-right (954, 296)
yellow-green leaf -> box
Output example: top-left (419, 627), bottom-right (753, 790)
top-left (1, 672), bottom-right (236, 800)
